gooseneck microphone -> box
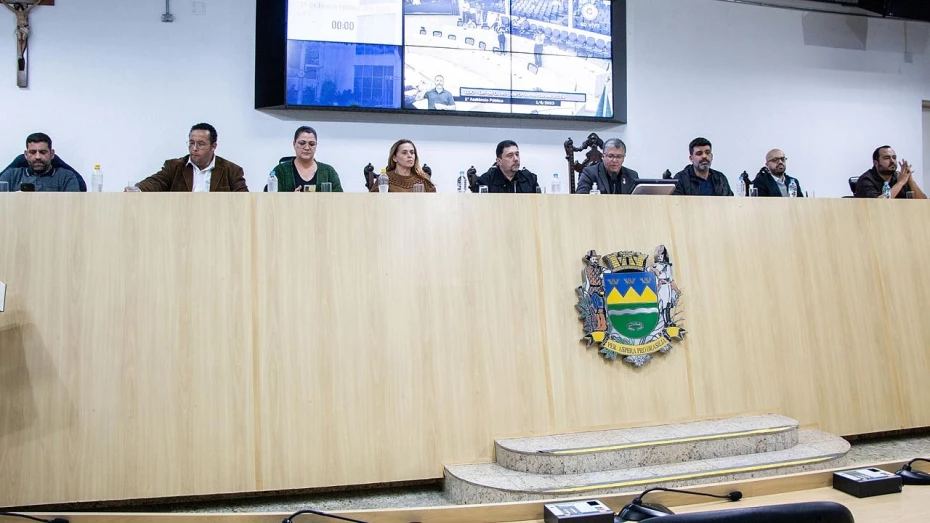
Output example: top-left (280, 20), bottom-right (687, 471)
top-left (282, 509), bottom-right (369, 523)
top-left (896, 458), bottom-right (930, 485)
top-left (617, 487), bottom-right (742, 521)
top-left (636, 487), bottom-right (742, 503)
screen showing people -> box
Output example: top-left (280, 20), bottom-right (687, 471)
top-left (285, 0), bottom-right (614, 118)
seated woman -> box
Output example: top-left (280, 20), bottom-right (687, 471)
top-left (270, 126), bottom-right (343, 192)
top-left (370, 139), bottom-right (436, 193)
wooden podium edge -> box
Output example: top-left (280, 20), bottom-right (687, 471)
top-left (14, 460), bottom-right (920, 523)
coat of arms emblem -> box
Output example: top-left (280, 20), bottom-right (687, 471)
top-left (576, 247), bottom-right (686, 367)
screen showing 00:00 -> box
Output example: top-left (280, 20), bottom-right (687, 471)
top-left (285, 0), bottom-right (614, 118)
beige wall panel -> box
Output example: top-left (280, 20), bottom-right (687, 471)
top-left (865, 202), bottom-right (930, 428)
top-left (536, 196), bottom-right (695, 430)
top-left (0, 195), bottom-right (255, 506)
top-left (253, 195), bottom-right (552, 490)
top-left (669, 198), bottom-right (901, 434)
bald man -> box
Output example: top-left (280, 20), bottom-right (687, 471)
top-left (751, 149), bottom-right (803, 197)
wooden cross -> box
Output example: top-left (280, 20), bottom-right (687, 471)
top-left (1, 0), bottom-right (53, 88)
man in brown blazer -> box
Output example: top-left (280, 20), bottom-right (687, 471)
top-left (131, 123), bottom-right (248, 192)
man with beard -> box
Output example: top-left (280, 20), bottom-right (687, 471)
top-left (671, 137), bottom-right (733, 196)
top-left (751, 149), bottom-right (803, 197)
top-left (472, 140), bottom-right (540, 193)
top-left (417, 74), bottom-right (456, 110)
top-left (854, 145), bottom-right (927, 199)
top-left (0, 133), bottom-right (80, 192)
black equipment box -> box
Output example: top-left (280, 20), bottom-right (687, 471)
top-left (833, 467), bottom-right (902, 498)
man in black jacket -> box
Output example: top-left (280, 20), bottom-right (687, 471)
top-left (671, 137), bottom-right (733, 196)
top-left (752, 149), bottom-right (803, 197)
top-left (854, 145), bottom-right (927, 199)
top-left (473, 140), bottom-right (540, 193)
top-left (576, 138), bottom-right (639, 194)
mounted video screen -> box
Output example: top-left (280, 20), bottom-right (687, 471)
top-left (284, 0), bottom-right (615, 119)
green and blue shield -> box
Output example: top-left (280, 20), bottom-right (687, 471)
top-left (603, 271), bottom-right (660, 339)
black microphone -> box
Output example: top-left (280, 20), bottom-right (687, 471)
top-left (282, 509), bottom-right (369, 523)
top-left (896, 457), bottom-right (930, 485)
top-left (617, 487), bottom-right (742, 521)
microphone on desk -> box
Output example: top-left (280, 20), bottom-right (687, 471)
top-left (282, 508), bottom-right (369, 523)
top-left (617, 487), bottom-right (742, 521)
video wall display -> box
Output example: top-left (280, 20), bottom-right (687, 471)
top-left (284, 0), bottom-right (616, 119)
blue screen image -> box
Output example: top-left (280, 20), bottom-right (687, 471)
top-left (286, 41), bottom-right (402, 109)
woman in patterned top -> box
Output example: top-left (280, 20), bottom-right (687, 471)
top-left (371, 139), bottom-right (436, 193)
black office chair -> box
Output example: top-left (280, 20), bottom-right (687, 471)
top-left (848, 176), bottom-right (858, 194)
top-left (640, 501), bottom-right (854, 522)
top-left (3, 154), bottom-right (87, 192)
top-left (662, 169), bottom-right (672, 180)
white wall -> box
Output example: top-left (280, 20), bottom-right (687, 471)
top-left (2, 0), bottom-right (929, 195)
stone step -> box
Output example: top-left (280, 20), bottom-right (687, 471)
top-left (494, 414), bottom-right (799, 474)
top-left (445, 429), bottom-right (849, 504)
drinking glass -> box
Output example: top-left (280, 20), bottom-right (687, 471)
top-left (320, 182), bottom-right (333, 192)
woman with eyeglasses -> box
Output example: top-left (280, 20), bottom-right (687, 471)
top-left (370, 139), bottom-right (436, 193)
top-left (268, 126), bottom-right (343, 192)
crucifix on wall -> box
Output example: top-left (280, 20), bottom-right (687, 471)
top-left (1, 0), bottom-right (53, 88)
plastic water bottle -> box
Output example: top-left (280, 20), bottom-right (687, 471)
top-left (788, 179), bottom-right (798, 198)
top-left (91, 164), bottom-right (103, 192)
top-left (737, 177), bottom-right (745, 197)
top-left (457, 170), bottom-right (468, 193)
top-left (551, 173), bottom-right (561, 194)
top-left (378, 169), bottom-right (390, 193)
top-left (590, 182), bottom-right (601, 195)
top-left (882, 180), bottom-right (891, 199)
top-left (267, 170), bottom-right (278, 192)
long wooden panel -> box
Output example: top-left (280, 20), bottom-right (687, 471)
top-left (536, 196), bottom-right (694, 430)
top-left (252, 195), bottom-right (552, 489)
top-left (1, 194), bottom-right (928, 507)
top-left (0, 195), bottom-right (256, 505)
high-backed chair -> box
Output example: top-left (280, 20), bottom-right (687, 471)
top-left (662, 169), bottom-right (672, 180)
top-left (364, 163), bottom-right (376, 190)
top-left (563, 133), bottom-right (603, 194)
top-left (4, 154), bottom-right (88, 192)
top-left (465, 165), bottom-right (479, 192)
top-left (279, 156), bottom-right (295, 164)
top-left (849, 176), bottom-right (858, 195)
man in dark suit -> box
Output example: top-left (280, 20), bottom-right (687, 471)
top-left (576, 138), bottom-right (639, 194)
top-left (751, 149), bottom-right (803, 197)
top-left (130, 123), bottom-right (248, 192)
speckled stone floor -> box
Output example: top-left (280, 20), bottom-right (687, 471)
top-left (119, 432), bottom-right (928, 513)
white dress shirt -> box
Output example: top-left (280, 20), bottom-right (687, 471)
top-left (188, 155), bottom-right (216, 192)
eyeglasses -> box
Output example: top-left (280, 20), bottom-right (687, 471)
top-left (604, 154), bottom-right (626, 161)
top-left (767, 156), bottom-right (787, 163)
top-left (296, 140), bottom-right (317, 149)
top-left (188, 141), bottom-right (211, 150)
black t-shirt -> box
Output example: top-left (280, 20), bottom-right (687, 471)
top-left (295, 175), bottom-right (317, 191)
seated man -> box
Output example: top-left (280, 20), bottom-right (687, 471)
top-left (576, 138), bottom-right (639, 194)
top-left (854, 145), bottom-right (926, 199)
top-left (671, 137), bottom-right (733, 196)
top-left (0, 133), bottom-right (80, 192)
top-left (473, 140), bottom-right (540, 193)
top-left (752, 149), bottom-right (803, 197)
top-left (131, 123), bottom-right (248, 192)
